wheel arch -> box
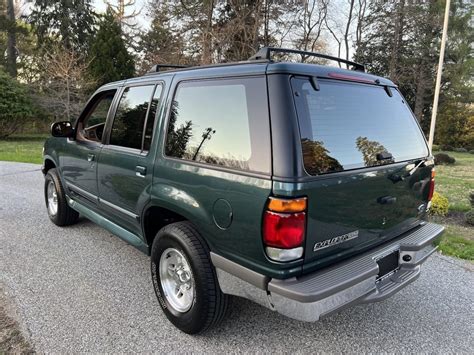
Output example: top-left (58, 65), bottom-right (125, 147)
top-left (42, 155), bottom-right (58, 175)
top-left (142, 204), bottom-right (193, 255)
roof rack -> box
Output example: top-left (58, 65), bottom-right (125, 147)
top-left (147, 64), bottom-right (190, 73)
top-left (248, 47), bottom-right (365, 72)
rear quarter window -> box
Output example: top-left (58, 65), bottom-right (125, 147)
top-left (292, 78), bottom-right (429, 175)
top-left (164, 77), bottom-right (271, 174)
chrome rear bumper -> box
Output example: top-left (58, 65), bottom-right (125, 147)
top-left (211, 222), bottom-right (444, 322)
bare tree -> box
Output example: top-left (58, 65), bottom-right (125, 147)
top-left (104, 0), bottom-right (141, 29)
top-left (34, 45), bottom-right (95, 121)
top-left (295, 0), bottom-right (329, 61)
top-left (325, 0), bottom-right (367, 66)
top-left (343, 0), bottom-right (355, 63)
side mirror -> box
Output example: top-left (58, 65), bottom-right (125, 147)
top-left (51, 121), bottom-right (74, 138)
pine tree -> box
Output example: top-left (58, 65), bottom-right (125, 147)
top-left (354, 0), bottom-right (473, 149)
top-left (88, 10), bottom-right (135, 88)
top-left (28, 0), bottom-right (96, 52)
top-left (138, 3), bottom-right (190, 73)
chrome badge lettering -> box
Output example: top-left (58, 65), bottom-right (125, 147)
top-left (313, 230), bottom-right (359, 252)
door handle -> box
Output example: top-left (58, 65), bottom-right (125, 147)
top-left (136, 165), bottom-right (147, 177)
top-left (87, 154), bottom-right (95, 162)
top-left (377, 196), bottom-right (397, 205)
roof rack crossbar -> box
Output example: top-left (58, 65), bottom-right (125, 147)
top-left (248, 47), bottom-right (365, 72)
top-left (148, 64), bottom-right (190, 73)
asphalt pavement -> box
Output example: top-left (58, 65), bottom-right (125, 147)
top-left (1, 161), bottom-right (473, 353)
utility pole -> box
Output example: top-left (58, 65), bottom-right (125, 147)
top-left (428, 0), bottom-right (451, 150)
top-left (6, 0), bottom-right (17, 78)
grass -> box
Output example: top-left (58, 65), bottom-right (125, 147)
top-left (434, 224), bottom-right (474, 260)
top-left (434, 151), bottom-right (474, 212)
top-left (431, 150), bottom-right (474, 261)
top-left (0, 134), bottom-right (47, 164)
top-left (0, 136), bottom-right (472, 260)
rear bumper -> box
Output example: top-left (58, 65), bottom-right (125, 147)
top-left (211, 222), bottom-right (444, 322)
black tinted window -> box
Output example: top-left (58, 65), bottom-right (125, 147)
top-left (292, 78), bottom-right (428, 175)
top-left (143, 85), bottom-right (163, 151)
top-left (110, 85), bottom-right (154, 150)
top-left (79, 91), bottom-right (115, 142)
top-left (165, 78), bottom-right (270, 173)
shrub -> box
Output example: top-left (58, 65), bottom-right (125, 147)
top-left (441, 144), bottom-right (454, 151)
top-left (430, 192), bottom-right (449, 216)
top-left (434, 153), bottom-right (456, 165)
top-left (466, 210), bottom-right (474, 226)
top-left (0, 69), bottom-right (35, 138)
top-left (469, 150), bottom-right (474, 154)
top-left (470, 192), bottom-right (474, 208)
top-left (454, 147), bottom-right (468, 152)
top-left (431, 144), bottom-right (441, 151)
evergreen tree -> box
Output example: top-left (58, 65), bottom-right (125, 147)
top-left (28, 0), bottom-right (96, 52)
top-left (435, 0), bottom-right (474, 149)
top-left (138, 3), bottom-right (189, 73)
top-left (354, 0), bottom-right (473, 149)
top-left (88, 10), bottom-right (135, 88)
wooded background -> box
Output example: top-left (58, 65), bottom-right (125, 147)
top-left (0, 0), bottom-right (472, 149)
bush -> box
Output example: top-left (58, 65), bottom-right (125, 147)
top-left (441, 144), bottom-right (454, 151)
top-left (430, 192), bottom-right (449, 216)
top-left (454, 147), bottom-right (468, 152)
top-left (434, 153), bottom-right (456, 165)
top-left (469, 150), bottom-right (474, 154)
top-left (0, 69), bottom-right (35, 138)
top-left (431, 144), bottom-right (441, 151)
top-left (470, 192), bottom-right (474, 208)
top-left (465, 210), bottom-right (474, 226)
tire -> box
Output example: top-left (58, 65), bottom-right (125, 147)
top-left (44, 168), bottom-right (79, 226)
top-left (150, 221), bottom-right (229, 334)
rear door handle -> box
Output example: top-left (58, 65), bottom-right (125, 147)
top-left (136, 165), bottom-right (146, 177)
top-left (377, 196), bottom-right (397, 205)
top-left (87, 154), bottom-right (95, 162)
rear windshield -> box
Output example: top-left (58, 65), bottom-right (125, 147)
top-left (292, 78), bottom-right (428, 175)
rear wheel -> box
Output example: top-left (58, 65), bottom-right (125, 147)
top-left (150, 221), bottom-right (229, 334)
top-left (44, 168), bottom-right (79, 226)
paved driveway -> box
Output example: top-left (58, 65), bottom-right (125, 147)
top-left (0, 161), bottom-right (473, 353)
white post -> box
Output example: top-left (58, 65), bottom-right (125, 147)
top-left (428, 0), bottom-right (451, 150)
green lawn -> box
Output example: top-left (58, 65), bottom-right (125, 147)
top-left (0, 134), bottom-right (47, 164)
top-left (0, 136), bottom-right (472, 260)
top-left (431, 151), bottom-right (474, 261)
top-left (435, 151), bottom-right (474, 212)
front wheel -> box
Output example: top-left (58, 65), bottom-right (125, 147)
top-left (150, 221), bottom-right (229, 334)
top-left (44, 168), bottom-right (79, 226)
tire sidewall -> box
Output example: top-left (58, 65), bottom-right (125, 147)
top-left (151, 231), bottom-right (212, 333)
top-left (44, 170), bottom-right (60, 224)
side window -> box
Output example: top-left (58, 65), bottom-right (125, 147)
top-left (110, 85), bottom-right (155, 150)
top-left (164, 77), bottom-right (270, 173)
top-left (77, 91), bottom-right (116, 143)
top-left (143, 85), bottom-right (163, 151)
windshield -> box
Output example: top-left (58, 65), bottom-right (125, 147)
top-left (292, 78), bottom-right (429, 175)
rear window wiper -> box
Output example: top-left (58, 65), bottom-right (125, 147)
top-left (388, 158), bottom-right (427, 183)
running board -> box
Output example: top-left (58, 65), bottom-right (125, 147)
top-left (67, 196), bottom-right (149, 254)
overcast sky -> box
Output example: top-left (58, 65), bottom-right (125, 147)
top-left (94, 0), bottom-right (150, 28)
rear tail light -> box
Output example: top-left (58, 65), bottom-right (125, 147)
top-left (428, 169), bottom-right (435, 201)
top-left (263, 197), bottom-right (307, 262)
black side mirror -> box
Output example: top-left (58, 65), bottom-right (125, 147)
top-left (51, 121), bottom-right (74, 138)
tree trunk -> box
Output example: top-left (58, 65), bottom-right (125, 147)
top-left (201, 0), bottom-right (214, 64)
top-left (6, 0), bottom-right (17, 78)
top-left (389, 0), bottom-right (405, 82)
top-left (344, 0), bottom-right (355, 66)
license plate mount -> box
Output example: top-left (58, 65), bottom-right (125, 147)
top-left (376, 250), bottom-right (400, 280)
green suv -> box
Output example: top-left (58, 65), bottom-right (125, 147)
top-left (42, 47), bottom-right (444, 334)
